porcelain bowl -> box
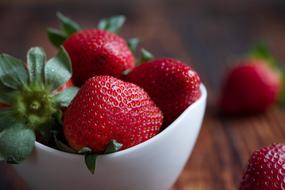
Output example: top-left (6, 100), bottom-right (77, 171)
top-left (13, 84), bottom-right (207, 190)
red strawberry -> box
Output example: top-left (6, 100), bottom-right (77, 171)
top-left (63, 76), bottom-right (163, 152)
top-left (240, 144), bottom-right (285, 190)
top-left (48, 13), bottom-right (135, 86)
top-left (63, 29), bottom-right (135, 86)
top-left (220, 59), bottom-right (281, 114)
top-left (126, 58), bottom-right (201, 127)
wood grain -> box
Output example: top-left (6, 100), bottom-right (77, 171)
top-left (0, 0), bottom-right (285, 189)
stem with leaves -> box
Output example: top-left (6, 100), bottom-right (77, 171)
top-left (0, 47), bottom-right (78, 163)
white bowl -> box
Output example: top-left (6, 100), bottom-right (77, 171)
top-left (13, 84), bottom-right (207, 190)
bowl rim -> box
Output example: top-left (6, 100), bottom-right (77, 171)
top-left (35, 84), bottom-right (207, 159)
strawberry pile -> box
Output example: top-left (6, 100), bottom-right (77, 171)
top-left (0, 13), bottom-right (201, 173)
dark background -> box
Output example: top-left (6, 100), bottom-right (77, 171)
top-left (0, 0), bottom-right (285, 189)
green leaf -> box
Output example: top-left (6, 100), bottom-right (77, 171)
top-left (27, 47), bottom-right (46, 85)
top-left (85, 154), bottom-right (97, 174)
top-left (53, 134), bottom-right (77, 154)
top-left (104, 139), bottom-right (122, 154)
top-left (57, 12), bottom-right (81, 35)
top-left (141, 49), bottom-right (154, 61)
top-left (248, 41), bottom-right (278, 68)
top-left (78, 147), bottom-right (92, 154)
top-left (0, 83), bottom-right (15, 104)
top-left (137, 48), bottom-right (154, 65)
top-left (0, 108), bottom-right (17, 132)
top-left (127, 38), bottom-right (139, 54)
top-left (98, 15), bottom-right (126, 33)
top-left (45, 47), bottom-right (72, 91)
top-left (54, 87), bottom-right (79, 107)
top-left (47, 28), bottom-right (67, 48)
top-left (0, 125), bottom-right (35, 163)
top-left (0, 53), bottom-right (28, 89)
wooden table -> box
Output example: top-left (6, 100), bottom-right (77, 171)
top-left (1, 0), bottom-right (285, 189)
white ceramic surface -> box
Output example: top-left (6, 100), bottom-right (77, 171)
top-left (13, 85), bottom-right (207, 190)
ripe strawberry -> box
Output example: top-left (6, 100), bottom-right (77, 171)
top-left (240, 144), bottom-right (285, 190)
top-left (219, 59), bottom-right (281, 114)
top-left (64, 76), bottom-right (163, 152)
top-left (63, 29), bottom-right (135, 86)
top-left (48, 13), bottom-right (135, 86)
top-left (126, 58), bottom-right (201, 127)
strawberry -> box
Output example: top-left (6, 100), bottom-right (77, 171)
top-left (240, 144), bottom-right (285, 190)
top-left (48, 13), bottom-right (135, 86)
top-left (63, 76), bottom-right (163, 152)
top-left (63, 29), bottom-right (135, 86)
top-left (126, 58), bottom-right (201, 127)
top-left (219, 59), bottom-right (281, 114)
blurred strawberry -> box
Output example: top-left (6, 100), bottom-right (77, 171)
top-left (48, 13), bottom-right (135, 86)
top-left (219, 43), bottom-right (283, 114)
top-left (126, 58), bottom-right (201, 127)
top-left (240, 144), bottom-right (285, 190)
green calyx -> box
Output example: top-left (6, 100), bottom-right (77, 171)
top-left (97, 15), bottom-right (126, 33)
top-left (247, 41), bottom-right (279, 68)
top-left (50, 139), bottom-right (123, 175)
top-left (122, 45), bottom-right (155, 76)
top-left (14, 85), bottom-right (57, 129)
top-left (78, 139), bottom-right (123, 174)
top-left (126, 38), bottom-right (154, 66)
top-left (0, 46), bottom-right (78, 164)
top-left (48, 12), bottom-right (126, 48)
top-left (0, 125), bottom-right (35, 163)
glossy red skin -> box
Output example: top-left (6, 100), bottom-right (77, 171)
top-left (64, 76), bottom-right (163, 152)
top-left (63, 29), bottom-right (135, 86)
top-left (240, 144), bottom-right (285, 190)
top-left (126, 58), bottom-right (201, 127)
top-left (220, 59), bottom-right (281, 114)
